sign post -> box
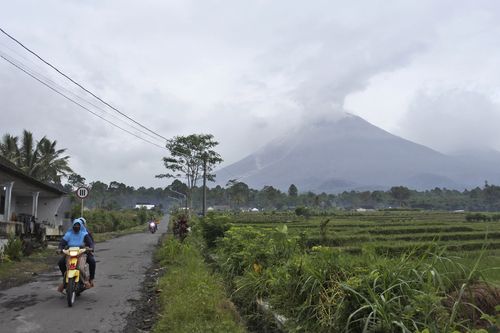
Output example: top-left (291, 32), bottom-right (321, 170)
top-left (75, 186), bottom-right (89, 217)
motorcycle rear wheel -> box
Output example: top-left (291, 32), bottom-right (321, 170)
top-left (67, 277), bottom-right (76, 307)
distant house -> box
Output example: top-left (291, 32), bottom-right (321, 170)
top-left (211, 205), bottom-right (230, 211)
top-left (0, 156), bottom-right (70, 247)
top-left (135, 203), bottom-right (155, 210)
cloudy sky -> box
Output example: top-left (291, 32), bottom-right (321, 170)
top-left (1, 1), bottom-right (500, 188)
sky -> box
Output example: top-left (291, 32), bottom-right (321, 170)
top-left (1, 0), bottom-right (500, 188)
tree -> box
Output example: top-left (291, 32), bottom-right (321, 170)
top-left (0, 130), bottom-right (73, 184)
top-left (156, 134), bottom-right (223, 208)
top-left (227, 180), bottom-right (250, 208)
top-left (259, 185), bottom-right (282, 208)
top-left (0, 134), bottom-right (20, 164)
top-left (288, 184), bottom-right (298, 197)
top-left (390, 186), bottom-right (411, 207)
top-left (36, 136), bottom-right (73, 184)
top-left (67, 173), bottom-right (86, 189)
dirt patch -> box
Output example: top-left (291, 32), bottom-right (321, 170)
top-left (123, 234), bottom-right (168, 333)
top-left (0, 250), bottom-right (60, 291)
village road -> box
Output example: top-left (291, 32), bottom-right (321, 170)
top-left (0, 216), bottom-right (168, 333)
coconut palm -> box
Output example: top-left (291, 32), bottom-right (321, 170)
top-left (0, 134), bottom-right (20, 165)
top-left (35, 136), bottom-right (73, 183)
top-left (0, 130), bottom-right (73, 184)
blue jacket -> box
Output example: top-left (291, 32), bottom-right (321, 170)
top-left (59, 220), bottom-right (93, 249)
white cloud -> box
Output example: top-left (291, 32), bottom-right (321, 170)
top-left (1, 0), bottom-right (500, 187)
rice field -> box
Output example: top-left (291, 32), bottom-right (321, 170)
top-left (228, 210), bottom-right (500, 283)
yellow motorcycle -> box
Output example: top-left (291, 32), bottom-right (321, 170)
top-left (62, 247), bottom-right (91, 307)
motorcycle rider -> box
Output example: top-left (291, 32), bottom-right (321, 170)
top-left (57, 219), bottom-right (95, 292)
top-left (78, 217), bottom-right (94, 245)
top-left (149, 220), bottom-right (157, 232)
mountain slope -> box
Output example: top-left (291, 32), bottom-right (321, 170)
top-left (218, 114), bottom-right (496, 192)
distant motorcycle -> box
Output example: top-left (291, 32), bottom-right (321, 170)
top-left (149, 221), bottom-right (157, 233)
top-left (61, 247), bottom-right (91, 307)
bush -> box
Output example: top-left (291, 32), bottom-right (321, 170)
top-left (79, 208), bottom-right (161, 233)
top-left (4, 236), bottom-right (22, 261)
top-left (200, 213), bottom-right (231, 248)
top-left (295, 206), bottom-right (311, 217)
top-left (466, 213), bottom-right (491, 222)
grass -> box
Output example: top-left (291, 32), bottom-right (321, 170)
top-left (233, 211), bottom-right (500, 286)
top-left (153, 237), bottom-right (246, 333)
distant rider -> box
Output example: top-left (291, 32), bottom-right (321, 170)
top-left (57, 219), bottom-right (95, 292)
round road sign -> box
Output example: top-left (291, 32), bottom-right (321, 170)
top-left (75, 187), bottom-right (89, 199)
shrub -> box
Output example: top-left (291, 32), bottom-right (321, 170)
top-left (295, 206), bottom-right (311, 217)
top-left (200, 213), bottom-right (231, 248)
top-left (4, 236), bottom-right (22, 261)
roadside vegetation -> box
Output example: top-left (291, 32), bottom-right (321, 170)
top-left (181, 210), bottom-right (500, 333)
top-left (153, 214), bottom-right (246, 333)
top-left (0, 208), bottom-right (161, 289)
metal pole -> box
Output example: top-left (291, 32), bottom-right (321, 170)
top-left (202, 156), bottom-right (207, 217)
top-left (81, 199), bottom-right (84, 217)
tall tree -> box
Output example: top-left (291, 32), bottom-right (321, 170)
top-left (288, 184), bottom-right (298, 197)
top-left (36, 137), bottom-right (73, 183)
top-left (390, 186), bottom-right (411, 207)
top-left (227, 180), bottom-right (250, 208)
top-left (0, 130), bottom-right (73, 184)
top-left (0, 134), bottom-right (20, 164)
top-left (156, 134), bottom-right (223, 208)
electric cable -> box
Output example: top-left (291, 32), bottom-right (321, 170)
top-left (0, 52), bottom-right (165, 149)
top-left (0, 27), bottom-right (168, 141)
top-left (0, 47), bottom-right (165, 144)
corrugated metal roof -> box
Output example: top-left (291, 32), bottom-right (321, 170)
top-left (0, 155), bottom-right (67, 195)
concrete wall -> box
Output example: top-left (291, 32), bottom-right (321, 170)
top-left (38, 197), bottom-right (64, 226)
top-left (14, 196), bottom-right (32, 215)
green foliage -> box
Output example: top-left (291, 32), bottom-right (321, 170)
top-left (0, 130), bottom-right (72, 184)
top-left (4, 236), bottom-right (23, 261)
top-left (153, 237), bottom-right (246, 333)
top-left (465, 213), bottom-right (500, 222)
top-left (200, 213), bottom-right (231, 248)
top-left (156, 133), bottom-right (223, 208)
top-left (208, 211), bottom-right (500, 332)
top-left (295, 206), bottom-right (311, 217)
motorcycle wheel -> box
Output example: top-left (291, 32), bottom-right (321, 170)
top-left (67, 277), bottom-right (76, 307)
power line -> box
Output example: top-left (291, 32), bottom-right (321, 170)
top-left (0, 27), bottom-right (168, 142)
top-left (0, 47), bottom-right (165, 144)
top-left (0, 53), bottom-right (166, 149)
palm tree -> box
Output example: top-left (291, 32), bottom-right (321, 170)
top-left (36, 137), bottom-right (73, 183)
top-left (0, 130), bottom-right (73, 184)
top-left (0, 134), bottom-right (20, 164)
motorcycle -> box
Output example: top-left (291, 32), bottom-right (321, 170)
top-left (149, 221), bottom-right (157, 233)
top-left (62, 247), bottom-right (91, 307)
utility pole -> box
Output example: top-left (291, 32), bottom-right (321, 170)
top-left (202, 154), bottom-right (207, 217)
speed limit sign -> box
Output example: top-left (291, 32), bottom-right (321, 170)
top-left (75, 187), bottom-right (89, 199)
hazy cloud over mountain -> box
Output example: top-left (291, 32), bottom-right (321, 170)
top-left (1, 1), bottom-right (500, 187)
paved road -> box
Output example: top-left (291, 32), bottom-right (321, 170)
top-left (0, 216), bottom-right (168, 333)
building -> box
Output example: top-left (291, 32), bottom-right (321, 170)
top-left (135, 203), bottom-right (156, 210)
top-left (0, 156), bottom-right (71, 247)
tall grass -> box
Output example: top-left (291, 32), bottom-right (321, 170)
top-left (153, 237), bottom-right (246, 333)
top-left (213, 224), bottom-right (498, 332)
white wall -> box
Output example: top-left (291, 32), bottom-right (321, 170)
top-left (38, 197), bottom-right (64, 227)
